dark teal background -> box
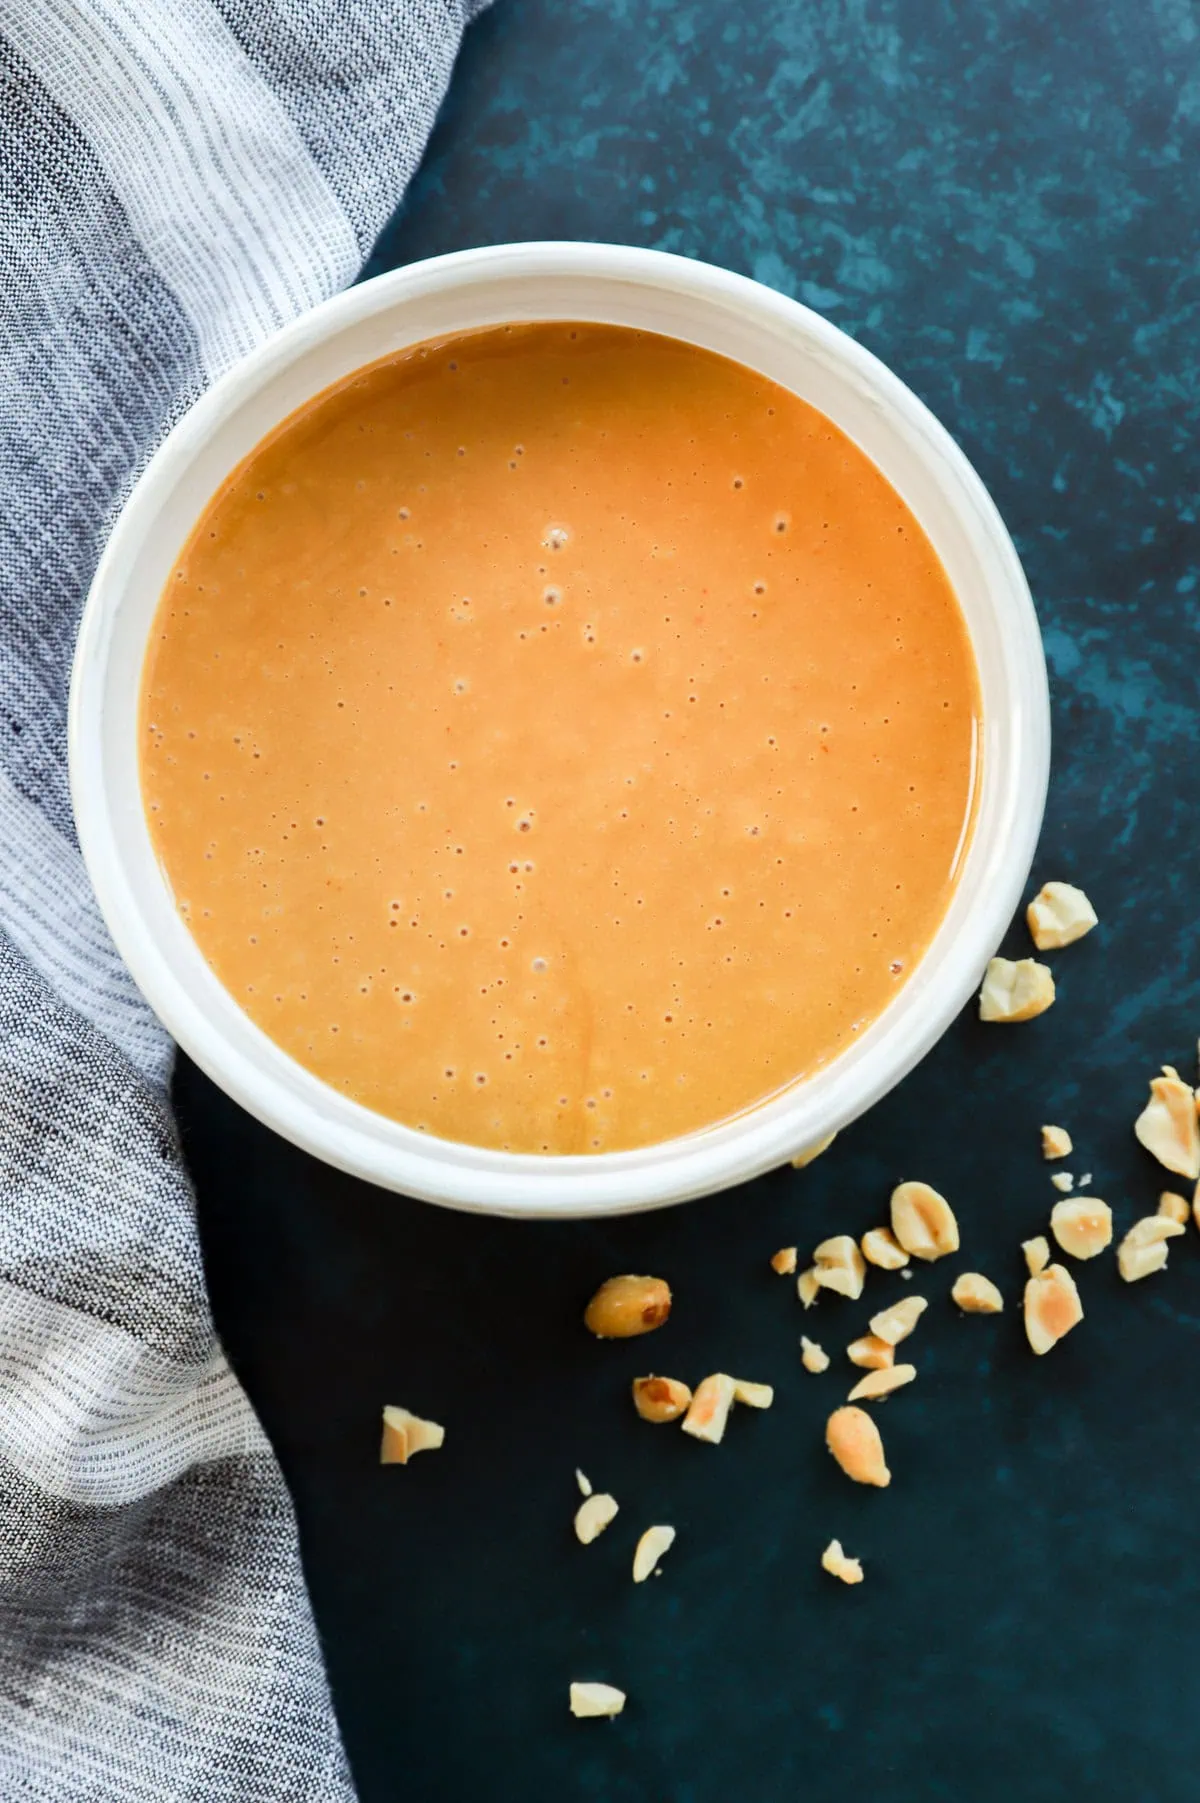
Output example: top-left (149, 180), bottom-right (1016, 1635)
top-left (178, 2), bottom-right (1200, 1798)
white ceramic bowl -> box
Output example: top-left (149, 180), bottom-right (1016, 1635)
top-left (70, 242), bottom-right (1049, 1218)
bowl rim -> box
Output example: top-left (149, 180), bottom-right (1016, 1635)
top-left (69, 240), bottom-right (1049, 1217)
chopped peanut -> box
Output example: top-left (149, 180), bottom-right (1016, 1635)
top-left (1026, 881), bottom-right (1099, 951)
top-left (570, 1682), bottom-right (626, 1718)
top-left (1041, 1124), bottom-right (1073, 1161)
top-left (1023, 1235), bottom-right (1051, 1277)
top-left (812, 1234), bottom-right (867, 1300)
top-left (890, 1182), bottom-right (959, 1261)
top-left (1050, 1196), bottom-right (1113, 1261)
top-left (1134, 1068), bottom-right (1200, 1180)
top-left (632, 1375), bottom-right (692, 1423)
top-left (821, 1539), bottom-right (864, 1585)
top-left (732, 1378), bottom-right (774, 1409)
top-left (632, 1524), bottom-right (676, 1583)
top-left (978, 956), bottom-right (1055, 1023)
top-left (801, 1336), bottom-right (831, 1374)
top-left (1024, 1263), bottom-right (1083, 1354)
top-left (1050, 1172), bottom-right (1074, 1193)
top-left (847, 1334), bottom-right (895, 1371)
top-left (1159, 1191), bottom-right (1190, 1226)
top-left (681, 1373), bottom-right (737, 1445)
top-left (1194, 1177), bottom-right (1200, 1233)
top-left (574, 1492), bottom-right (619, 1544)
top-left (791, 1131), bottom-right (837, 1169)
top-left (576, 1468), bottom-right (593, 1497)
top-left (1078, 1172), bottom-right (1093, 1187)
top-left (826, 1405), bottom-right (891, 1487)
top-left (584, 1274), bottom-right (672, 1338)
top-left (869, 1294), bottom-right (928, 1345)
top-left (861, 1226), bottom-right (910, 1270)
top-left (847, 1363), bottom-right (916, 1402)
top-left (770, 1246), bottom-right (798, 1276)
top-left (1117, 1214), bottom-right (1185, 1284)
top-left (952, 1271), bottom-right (1004, 1313)
top-left (380, 1405), bottom-right (445, 1465)
top-left (797, 1267), bottom-right (821, 1309)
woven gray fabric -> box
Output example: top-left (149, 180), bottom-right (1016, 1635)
top-left (0, 2), bottom-right (484, 1794)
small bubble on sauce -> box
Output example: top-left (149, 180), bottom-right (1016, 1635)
top-left (531, 957), bottom-right (548, 973)
top-left (542, 524), bottom-right (570, 551)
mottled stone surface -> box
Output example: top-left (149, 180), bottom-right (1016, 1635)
top-left (183, 3), bottom-right (1200, 1798)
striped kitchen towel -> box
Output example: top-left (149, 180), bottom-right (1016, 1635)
top-left (0, 3), bottom-right (486, 1796)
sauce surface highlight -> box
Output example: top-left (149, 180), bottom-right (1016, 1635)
top-left (141, 323), bottom-right (980, 1152)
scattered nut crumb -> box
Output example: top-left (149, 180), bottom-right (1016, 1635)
top-left (847, 1334), bottom-right (895, 1370)
top-left (1135, 1067), bottom-right (1200, 1180)
top-left (801, 1335), bottom-right (831, 1373)
top-left (821, 1539), bottom-right (864, 1585)
top-left (731, 1378), bottom-right (774, 1409)
top-left (1042, 1124), bottom-right (1073, 1160)
top-left (1160, 1191), bottom-right (1191, 1226)
top-left (380, 1405), bottom-right (445, 1465)
top-left (1023, 1235), bottom-right (1051, 1277)
top-left (584, 1274), bottom-right (672, 1338)
top-left (978, 956), bottom-right (1056, 1023)
top-left (1026, 881), bottom-right (1099, 951)
top-left (847, 1363), bottom-right (916, 1402)
top-left (681, 1373), bottom-right (737, 1444)
top-left (632, 1524), bottom-right (676, 1583)
top-left (1024, 1263), bottom-right (1083, 1354)
top-left (770, 1246), bottom-right (798, 1275)
top-left (1050, 1171), bottom-right (1075, 1193)
top-left (812, 1234), bottom-right (867, 1300)
top-left (632, 1375), bottom-right (692, 1423)
top-left (951, 1271), bottom-right (1004, 1313)
top-left (574, 1492), bottom-right (619, 1544)
top-left (860, 1226), bottom-right (910, 1270)
top-left (576, 1468), bottom-right (593, 1497)
top-left (869, 1294), bottom-right (928, 1345)
top-left (1050, 1196), bottom-right (1113, 1261)
top-left (797, 1267), bottom-right (821, 1309)
top-left (1078, 1172), bottom-right (1093, 1186)
top-left (890, 1181), bottom-right (960, 1260)
top-left (570, 1682), bottom-right (626, 1718)
top-left (791, 1131), bottom-right (837, 1168)
top-left (826, 1405), bottom-right (891, 1487)
top-left (1117, 1214), bottom-right (1186, 1283)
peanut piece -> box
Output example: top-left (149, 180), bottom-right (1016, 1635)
top-left (1050, 1196), bottom-right (1113, 1261)
top-left (570, 1682), bottom-right (626, 1718)
top-left (1023, 1235), bottom-right (1051, 1277)
top-left (861, 1226), bottom-right (910, 1270)
top-left (847, 1334), bottom-right (895, 1370)
top-left (770, 1246), bottom-right (798, 1275)
top-left (812, 1234), bottom-right (867, 1300)
top-left (1159, 1191), bottom-right (1190, 1226)
top-left (574, 1493), bottom-right (619, 1544)
top-left (681, 1373), bottom-right (737, 1445)
top-left (1117, 1213), bottom-right (1185, 1284)
top-left (1026, 881), bottom-right (1099, 950)
top-left (1135, 1068), bottom-right (1200, 1180)
top-left (731, 1378), bottom-right (774, 1409)
top-left (826, 1405), bottom-right (891, 1487)
top-left (791, 1131), bottom-right (837, 1169)
top-left (576, 1468), bottom-right (593, 1497)
top-left (1050, 1172), bottom-right (1074, 1193)
top-left (631, 1375), bottom-right (692, 1423)
top-left (584, 1274), bottom-right (672, 1338)
top-left (380, 1405), bottom-right (445, 1465)
top-left (797, 1267), bottom-right (821, 1309)
top-left (821, 1539), bottom-right (864, 1585)
top-left (890, 1181), bottom-right (960, 1260)
top-left (1193, 1177), bottom-right (1200, 1233)
top-left (1024, 1263), bottom-right (1083, 1354)
top-left (1041, 1124), bottom-right (1073, 1160)
top-left (632, 1524), bottom-right (676, 1583)
top-left (951, 1271), bottom-right (1004, 1313)
top-left (869, 1294), bottom-right (928, 1345)
top-left (801, 1336), bottom-right (830, 1373)
top-left (847, 1363), bottom-right (916, 1402)
top-left (978, 956), bottom-right (1055, 1022)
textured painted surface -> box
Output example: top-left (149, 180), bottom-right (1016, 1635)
top-left (183, 2), bottom-right (1200, 1798)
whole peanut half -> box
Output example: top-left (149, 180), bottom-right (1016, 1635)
top-left (584, 1274), bottom-right (672, 1338)
top-left (826, 1405), bottom-right (891, 1487)
top-left (890, 1182), bottom-right (960, 1260)
top-left (632, 1375), bottom-right (692, 1423)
